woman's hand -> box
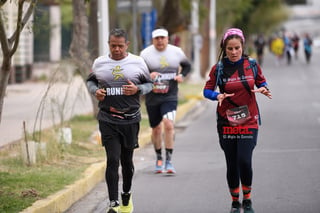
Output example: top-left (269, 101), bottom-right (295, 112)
top-left (251, 87), bottom-right (272, 99)
top-left (217, 93), bottom-right (235, 106)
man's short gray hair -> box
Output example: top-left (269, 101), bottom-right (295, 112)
top-left (109, 28), bottom-right (128, 42)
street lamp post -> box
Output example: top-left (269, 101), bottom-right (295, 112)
top-left (191, 0), bottom-right (202, 82)
top-left (98, 0), bottom-right (109, 56)
top-left (209, 0), bottom-right (216, 67)
top-left (132, 0), bottom-right (138, 54)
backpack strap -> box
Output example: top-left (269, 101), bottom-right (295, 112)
top-left (247, 57), bottom-right (262, 125)
top-left (215, 57), bottom-right (257, 91)
top-left (216, 57), bottom-right (257, 84)
top-left (214, 60), bottom-right (223, 90)
top-left (248, 57), bottom-right (258, 79)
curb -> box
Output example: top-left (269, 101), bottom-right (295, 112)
top-left (20, 97), bottom-right (202, 213)
top-left (20, 162), bottom-right (105, 213)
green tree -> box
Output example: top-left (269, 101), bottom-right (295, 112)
top-left (215, 0), bottom-right (289, 37)
top-left (216, 0), bottom-right (253, 35)
top-left (244, 0), bottom-right (289, 34)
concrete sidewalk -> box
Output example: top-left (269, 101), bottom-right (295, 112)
top-left (0, 62), bottom-right (92, 147)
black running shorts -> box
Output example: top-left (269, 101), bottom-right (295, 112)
top-left (99, 121), bottom-right (140, 149)
top-left (146, 101), bottom-right (178, 128)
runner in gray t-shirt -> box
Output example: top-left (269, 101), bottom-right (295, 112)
top-left (140, 28), bottom-right (191, 174)
top-left (87, 28), bottom-right (152, 213)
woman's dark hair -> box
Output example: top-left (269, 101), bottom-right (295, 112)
top-left (217, 34), bottom-right (246, 61)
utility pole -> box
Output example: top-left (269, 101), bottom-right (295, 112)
top-left (132, 0), bottom-right (138, 54)
top-left (209, 0), bottom-right (216, 67)
top-left (191, 0), bottom-right (202, 82)
top-left (98, 0), bottom-right (109, 56)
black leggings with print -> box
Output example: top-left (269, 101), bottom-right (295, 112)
top-left (218, 127), bottom-right (258, 189)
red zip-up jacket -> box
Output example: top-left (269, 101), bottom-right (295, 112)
top-left (203, 57), bottom-right (268, 129)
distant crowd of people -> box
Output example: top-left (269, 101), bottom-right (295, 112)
top-left (253, 30), bottom-right (313, 66)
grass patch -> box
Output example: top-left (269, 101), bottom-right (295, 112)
top-left (0, 165), bottom-right (85, 212)
top-left (0, 114), bottom-right (104, 213)
top-left (178, 82), bottom-right (204, 107)
top-left (0, 81), bottom-right (204, 212)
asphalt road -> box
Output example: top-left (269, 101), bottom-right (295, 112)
top-left (66, 48), bottom-right (320, 212)
top-left (2, 5), bottom-right (320, 212)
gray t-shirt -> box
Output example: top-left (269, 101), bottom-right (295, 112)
top-left (87, 53), bottom-right (152, 124)
top-left (140, 44), bottom-right (191, 105)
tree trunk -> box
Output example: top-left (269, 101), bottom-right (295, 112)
top-left (69, 0), bottom-right (99, 117)
top-left (157, 0), bottom-right (188, 34)
top-left (0, 57), bottom-right (12, 124)
top-left (0, 0), bottom-right (38, 124)
top-left (200, 0), bottom-right (211, 77)
top-left (89, 0), bottom-right (99, 61)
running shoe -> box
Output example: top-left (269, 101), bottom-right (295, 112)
top-left (230, 201), bottom-right (241, 213)
top-left (106, 200), bottom-right (120, 213)
top-left (155, 159), bottom-right (163, 173)
top-left (120, 192), bottom-right (133, 213)
top-left (242, 199), bottom-right (255, 213)
top-left (165, 160), bottom-right (176, 174)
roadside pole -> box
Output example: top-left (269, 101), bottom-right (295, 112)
top-left (98, 0), bottom-right (109, 56)
top-left (191, 0), bottom-right (202, 82)
top-left (209, 0), bottom-right (216, 67)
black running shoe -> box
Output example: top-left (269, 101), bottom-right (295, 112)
top-left (242, 199), bottom-right (255, 213)
top-left (230, 201), bottom-right (241, 213)
top-left (106, 200), bottom-right (119, 213)
top-left (120, 192), bottom-right (133, 213)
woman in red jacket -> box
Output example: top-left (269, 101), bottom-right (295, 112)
top-left (203, 28), bottom-right (272, 213)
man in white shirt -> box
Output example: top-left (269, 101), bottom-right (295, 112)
top-left (140, 28), bottom-right (191, 174)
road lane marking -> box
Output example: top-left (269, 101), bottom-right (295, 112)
top-left (257, 148), bottom-right (320, 153)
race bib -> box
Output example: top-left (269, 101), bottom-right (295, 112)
top-left (226, 105), bottom-right (251, 126)
top-left (152, 80), bottom-right (169, 93)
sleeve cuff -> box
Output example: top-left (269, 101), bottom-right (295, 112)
top-left (203, 89), bottom-right (220, 101)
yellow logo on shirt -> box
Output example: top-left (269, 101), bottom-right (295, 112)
top-left (160, 56), bottom-right (169, 68)
top-left (112, 65), bottom-right (124, 80)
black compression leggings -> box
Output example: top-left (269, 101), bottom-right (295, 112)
top-left (104, 143), bottom-right (134, 201)
top-left (218, 128), bottom-right (258, 189)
